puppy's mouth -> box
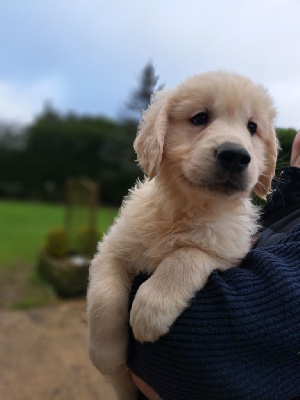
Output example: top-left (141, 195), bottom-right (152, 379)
top-left (181, 172), bottom-right (250, 196)
top-left (202, 178), bottom-right (249, 195)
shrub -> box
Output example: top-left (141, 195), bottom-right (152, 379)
top-left (38, 252), bottom-right (89, 296)
top-left (45, 228), bottom-right (70, 258)
top-left (77, 226), bottom-right (102, 258)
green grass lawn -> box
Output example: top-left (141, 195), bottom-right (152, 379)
top-left (0, 200), bottom-right (117, 309)
top-left (0, 200), bottom-right (117, 266)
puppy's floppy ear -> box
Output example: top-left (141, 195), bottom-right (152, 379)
top-left (254, 126), bottom-right (279, 199)
top-left (134, 90), bottom-right (170, 179)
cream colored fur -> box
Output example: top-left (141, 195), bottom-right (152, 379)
top-left (87, 71), bottom-right (278, 400)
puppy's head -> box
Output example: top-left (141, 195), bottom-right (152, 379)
top-left (134, 71), bottom-right (278, 199)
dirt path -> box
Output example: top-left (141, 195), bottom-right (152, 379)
top-left (0, 300), bottom-right (115, 400)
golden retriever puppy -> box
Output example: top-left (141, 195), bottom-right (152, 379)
top-left (87, 71), bottom-right (278, 400)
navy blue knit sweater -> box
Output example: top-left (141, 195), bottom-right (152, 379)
top-left (127, 167), bottom-right (300, 400)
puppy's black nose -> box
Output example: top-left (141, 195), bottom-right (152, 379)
top-left (216, 142), bottom-right (251, 173)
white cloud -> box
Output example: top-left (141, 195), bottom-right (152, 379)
top-left (0, 0), bottom-right (300, 127)
top-left (270, 78), bottom-right (300, 129)
top-left (0, 76), bottom-right (66, 124)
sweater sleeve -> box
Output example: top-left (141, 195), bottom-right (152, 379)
top-left (127, 226), bottom-right (300, 400)
top-left (127, 167), bottom-right (300, 400)
top-left (254, 167), bottom-right (300, 249)
top-left (260, 166), bottom-right (300, 229)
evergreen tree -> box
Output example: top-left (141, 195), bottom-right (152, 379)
top-left (125, 62), bottom-right (159, 122)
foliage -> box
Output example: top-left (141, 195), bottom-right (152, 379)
top-left (0, 64), bottom-right (161, 205)
top-left (275, 128), bottom-right (297, 173)
top-left (77, 226), bottom-right (102, 258)
top-left (24, 106), bottom-right (140, 204)
top-left (0, 106), bottom-right (142, 204)
top-left (45, 228), bottom-right (70, 258)
top-left (125, 62), bottom-right (159, 122)
top-left (0, 124), bottom-right (27, 198)
top-left (38, 252), bottom-right (90, 296)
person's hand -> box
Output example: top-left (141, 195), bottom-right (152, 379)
top-left (290, 130), bottom-right (300, 167)
top-left (130, 371), bottom-right (159, 400)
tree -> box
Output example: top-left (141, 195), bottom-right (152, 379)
top-left (125, 62), bottom-right (160, 123)
top-left (276, 128), bottom-right (297, 173)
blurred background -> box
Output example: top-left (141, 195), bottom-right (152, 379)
top-left (0, 0), bottom-right (299, 399)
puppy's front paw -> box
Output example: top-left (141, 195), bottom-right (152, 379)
top-left (129, 283), bottom-right (177, 342)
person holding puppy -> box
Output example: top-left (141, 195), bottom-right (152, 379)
top-left (128, 131), bottom-right (300, 400)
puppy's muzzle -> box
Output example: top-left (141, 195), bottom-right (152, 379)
top-left (216, 142), bottom-right (251, 173)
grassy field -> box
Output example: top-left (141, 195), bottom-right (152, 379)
top-left (0, 200), bottom-right (117, 309)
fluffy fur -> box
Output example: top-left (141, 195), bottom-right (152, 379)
top-left (87, 71), bottom-right (278, 400)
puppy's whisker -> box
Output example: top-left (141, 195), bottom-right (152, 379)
top-left (269, 179), bottom-right (284, 206)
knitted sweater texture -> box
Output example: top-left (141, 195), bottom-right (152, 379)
top-left (127, 167), bottom-right (300, 400)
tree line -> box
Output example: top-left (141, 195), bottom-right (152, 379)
top-left (0, 108), bottom-right (143, 204)
top-left (0, 63), bottom-right (158, 205)
top-left (0, 64), bottom-right (297, 205)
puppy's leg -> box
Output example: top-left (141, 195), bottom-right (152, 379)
top-left (87, 254), bottom-right (131, 376)
top-left (130, 248), bottom-right (225, 342)
top-left (87, 254), bottom-right (137, 398)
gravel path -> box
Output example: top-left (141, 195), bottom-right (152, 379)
top-left (0, 300), bottom-right (115, 400)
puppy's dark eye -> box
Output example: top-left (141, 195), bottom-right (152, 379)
top-left (190, 112), bottom-right (209, 126)
top-left (247, 121), bottom-right (257, 135)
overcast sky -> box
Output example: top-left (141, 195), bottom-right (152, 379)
top-left (0, 0), bottom-right (299, 128)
